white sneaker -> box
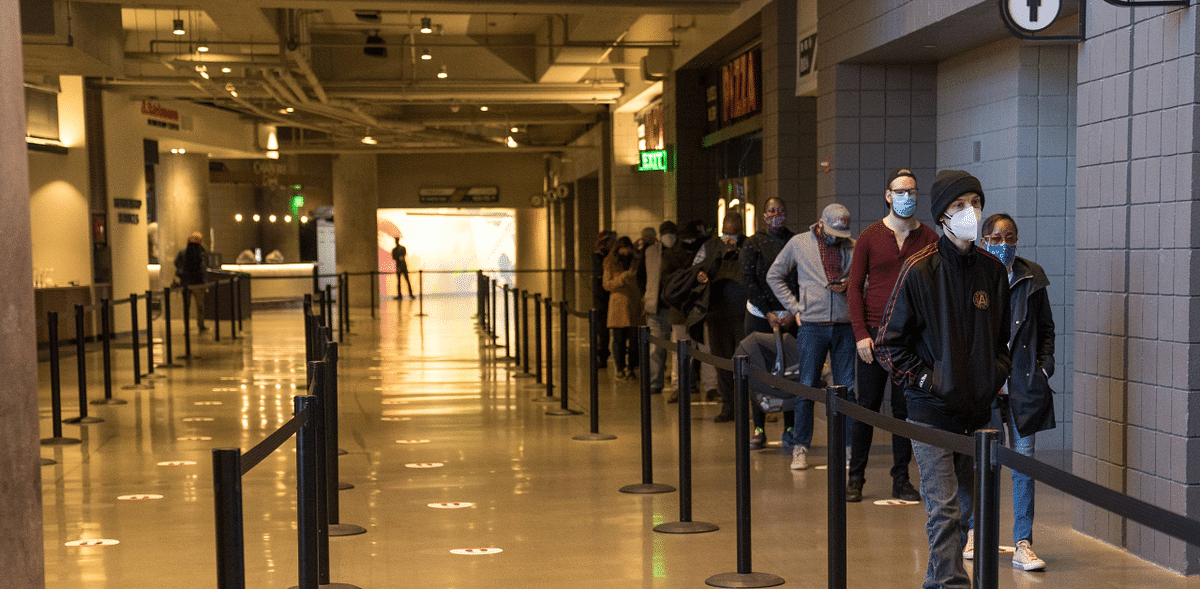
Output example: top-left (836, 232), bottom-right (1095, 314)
top-left (790, 446), bottom-right (808, 470)
top-left (1012, 540), bottom-right (1046, 571)
top-left (963, 529), bottom-right (974, 560)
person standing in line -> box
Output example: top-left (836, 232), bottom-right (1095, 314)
top-left (592, 231), bottom-right (617, 369)
top-left (658, 221), bottom-right (695, 403)
top-left (638, 225), bottom-right (672, 396)
top-left (391, 237), bottom-right (414, 299)
top-left (739, 198), bottom-right (797, 448)
top-left (603, 236), bottom-right (644, 380)
top-left (961, 213), bottom-right (1055, 572)
top-left (174, 231), bottom-right (209, 332)
top-left (876, 170), bottom-right (1011, 589)
top-left (767, 204), bottom-right (856, 470)
top-left (845, 169), bottom-right (938, 503)
top-left (692, 214), bottom-right (747, 422)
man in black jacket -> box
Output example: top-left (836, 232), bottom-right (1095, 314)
top-left (876, 170), bottom-right (1011, 589)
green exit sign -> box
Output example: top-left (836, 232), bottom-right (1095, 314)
top-left (638, 149), bottom-right (669, 172)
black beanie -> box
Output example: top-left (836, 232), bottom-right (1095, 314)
top-left (929, 170), bottom-right (985, 221)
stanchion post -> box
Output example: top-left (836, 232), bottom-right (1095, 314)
top-left (512, 287), bottom-right (521, 364)
top-left (235, 275), bottom-right (244, 334)
top-left (547, 303), bottom-right (581, 416)
top-left (214, 281), bottom-right (223, 343)
top-left (130, 293), bottom-right (142, 383)
top-left (306, 361), bottom-right (331, 585)
top-left (369, 270), bottom-right (377, 318)
top-left (521, 291), bottom-right (530, 374)
top-left (312, 265), bottom-right (320, 296)
top-left (295, 395), bottom-right (319, 589)
top-left (144, 290), bottom-right (156, 375)
top-left (654, 339), bottom-right (718, 533)
top-left (181, 285), bottom-right (192, 359)
top-left (531, 297), bottom-right (556, 402)
top-left (324, 284), bottom-right (334, 334)
top-left (336, 275), bottom-right (346, 344)
top-left (49, 312), bottom-right (63, 437)
top-left (706, 355), bottom-right (785, 588)
top-left (415, 269), bottom-right (428, 317)
top-left (533, 293), bottom-right (543, 384)
top-left (619, 326), bottom-right (673, 493)
top-left (98, 299), bottom-right (116, 403)
top-left (228, 279), bottom-right (237, 338)
top-left (503, 285), bottom-right (512, 358)
top-left (572, 309), bottom-right (615, 440)
top-left (162, 287), bottom-right (175, 366)
top-left (476, 270), bottom-right (484, 324)
top-left (491, 279), bottom-right (498, 340)
top-left (62, 304), bottom-right (101, 424)
top-left (212, 448), bottom-right (245, 589)
top-left (974, 429), bottom-right (1001, 589)
top-left (827, 386), bottom-right (849, 589)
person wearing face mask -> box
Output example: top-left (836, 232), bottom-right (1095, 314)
top-left (739, 198), bottom-right (797, 447)
top-left (875, 170), bottom-right (1011, 589)
top-left (845, 169), bottom-right (938, 502)
top-left (959, 214), bottom-right (1055, 571)
top-left (592, 231), bottom-right (618, 369)
top-left (767, 203), bottom-right (856, 470)
top-left (603, 236), bottom-right (644, 380)
top-left (691, 214), bottom-right (748, 422)
top-left (638, 225), bottom-right (671, 395)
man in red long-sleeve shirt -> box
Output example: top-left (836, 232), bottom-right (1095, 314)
top-left (845, 169), bottom-right (938, 502)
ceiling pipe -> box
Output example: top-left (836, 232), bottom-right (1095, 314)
top-left (147, 39), bottom-right (676, 52)
top-left (286, 49), bottom-right (329, 104)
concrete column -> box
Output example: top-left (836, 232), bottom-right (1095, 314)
top-left (158, 152), bottom-right (211, 279)
top-left (1, 2), bottom-right (46, 586)
top-left (761, 0), bottom-right (817, 222)
top-left (332, 154), bottom-right (378, 307)
top-left (516, 207), bottom-right (549, 294)
top-left (574, 177), bottom-right (600, 309)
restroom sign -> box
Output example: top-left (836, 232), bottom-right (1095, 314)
top-left (1004, 0), bottom-right (1060, 32)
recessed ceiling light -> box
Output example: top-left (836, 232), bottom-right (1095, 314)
top-left (479, 106), bottom-right (489, 112)
top-left (361, 136), bottom-right (377, 145)
top-left (252, 214), bottom-right (261, 222)
top-left (511, 126), bottom-right (519, 133)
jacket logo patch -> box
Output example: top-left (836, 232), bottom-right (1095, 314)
top-left (973, 291), bottom-right (989, 310)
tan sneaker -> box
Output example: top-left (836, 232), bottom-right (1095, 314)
top-left (963, 529), bottom-right (974, 560)
top-left (790, 446), bottom-right (808, 470)
top-left (1012, 540), bottom-right (1045, 571)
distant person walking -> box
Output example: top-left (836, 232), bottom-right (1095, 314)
top-left (391, 237), bottom-right (414, 299)
top-left (174, 231), bottom-right (209, 332)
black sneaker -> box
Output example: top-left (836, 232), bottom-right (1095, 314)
top-left (846, 478), bottom-right (864, 502)
top-left (749, 428), bottom-right (766, 449)
top-left (893, 480), bottom-right (921, 502)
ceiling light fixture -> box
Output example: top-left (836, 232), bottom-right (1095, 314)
top-left (420, 17), bottom-right (433, 34)
top-left (221, 67), bottom-right (232, 74)
top-left (364, 30), bottom-right (387, 57)
top-left (437, 65), bottom-right (448, 79)
top-left (506, 136), bottom-right (518, 148)
top-left (252, 214), bottom-right (261, 222)
top-left (300, 216), bottom-right (309, 224)
top-left (173, 18), bottom-right (185, 35)
top-left (195, 65), bottom-right (208, 79)
top-left (197, 44), bottom-right (209, 52)
top-left (479, 106), bottom-right (489, 112)
top-left (361, 136), bottom-right (377, 145)
top-left (234, 214), bottom-right (243, 222)
top-left (269, 214), bottom-right (277, 223)
top-left (420, 48), bottom-right (432, 60)
top-left (511, 126), bottom-right (520, 133)
top-left (284, 215), bottom-right (292, 223)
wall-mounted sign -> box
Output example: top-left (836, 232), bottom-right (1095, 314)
top-left (116, 213), bottom-right (139, 225)
top-left (1004, 0), bottom-right (1060, 32)
top-left (418, 186), bottom-right (500, 204)
top-left (796, 30), bottom-right (818, 96)
top-left (141, 101), bottom-right (180, 131)
top-left (113, 198), bottom-right (141, 209)
top-left (638, 149), bottom-right (669, 172)
top-left (722, 48), bottom-right (761, 122)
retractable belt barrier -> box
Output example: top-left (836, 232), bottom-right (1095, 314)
top-left (638, 334), bottom-right (1200, 589)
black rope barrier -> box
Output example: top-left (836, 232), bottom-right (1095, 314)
top-left (619, 326), bottom-right (675, 495)
top-left (240, 408), bottom-right (311, 475)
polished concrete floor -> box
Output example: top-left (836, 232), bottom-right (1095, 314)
top-left (37, 295), bottom-right (1200, 588)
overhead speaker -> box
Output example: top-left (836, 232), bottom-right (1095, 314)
top-left (364, 32), bottom-right (386, 57)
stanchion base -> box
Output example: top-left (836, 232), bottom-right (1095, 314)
top-left (91, 398), bottom-right (128, 406)
top-left (338, 448), bottom-right (348, 456)
top-left (511, 372), bottom-right (536, 379)
top-left (572, 432), bottom-right (617, 441)
top-left (339, 481), bottom-right (354, 490)
top-left (328, 523), bottom-right (367, 536)
top-left (288, 582), bottom-right (361, 589)
top-left (618, 483), bottom-right (675, 494)
top-left (654, 521), bottom-right (720, 534)
top-left (62, 416), bottom-right (104, 425)
top-left (414, 313), bottom-right (429, 317)
top-left (705, 572), bottom-right (785, 588)
top-left (524, 382), bottom-right (548, 391)
top-left (143, 373), bottom-right (167, 380)
top-left (41, 437), bottom-right (81, 446)
top-left (530, 395), bottom-right (558, 403)
top-left (546, 407), bottom-right (583, 416)
top-left (120, 384), bottom-right (155, 390)
top-left (41, 458), bottom-right (57, 466)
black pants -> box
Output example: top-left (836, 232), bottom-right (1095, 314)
top-left (707, 311), bottom-right (745, 414)
top-left (610, 326), bottom-right (638, 372)
top-left (848, 353), bottom-right (913, 484)
top-left (396, 268), bottom-right (413, 297)
top-left (595, 303), bottom-right (610, 365)
top-left (744, 313), bottom-right (796, 431)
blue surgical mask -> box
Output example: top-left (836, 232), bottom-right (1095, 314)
top-left (983, 243), bottom-right (1016, 266)
top-left (891, 190), bottom-right (916, 218)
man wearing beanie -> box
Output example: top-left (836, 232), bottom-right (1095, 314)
top-left (876, 170), bottom-right (1012, 589)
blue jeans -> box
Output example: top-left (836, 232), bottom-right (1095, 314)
top-left (963, 401), bottom-right (1037, 544)
top-left (645, 308), bottom-right (671, 391)
top-left (783, 322), bottom-right (855, 449)
top-left (910, 419), bottom-right (974, 589)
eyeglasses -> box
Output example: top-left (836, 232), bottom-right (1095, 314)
top-left (982, 234), bottom-right (1018, 246)
top-left (890, 189), bottom-right (917, 198)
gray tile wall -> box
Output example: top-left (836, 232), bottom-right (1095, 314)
top-left (936, 39), bottom-right (1078, 452)
top-left (1074, 3), bottom-right (1200, 573)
